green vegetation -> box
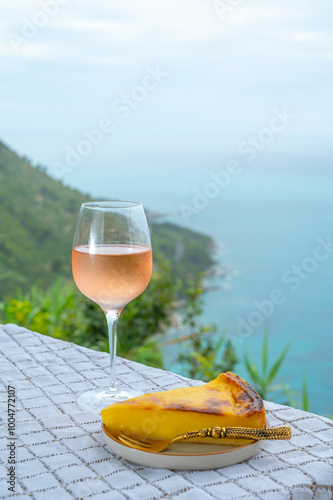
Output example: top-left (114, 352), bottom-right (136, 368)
top-left (0, 268), bottom-right (239, 378)
top-left (0, 141), bottom-right (85, 298)
top-left (0, 140), bottom-right (214, 300)
top-left (243, 325), bottom-right (291, 401)
top-left (0, 261), bottom-right (179, 367)
top-left (177, 278), bottom-right (238, 380)
top-left (243, 325), bottom-right (310, 411)
top-left (151, 223), bottom-right (214, 288)
top-left (280, 374), bottom-right (309, 413)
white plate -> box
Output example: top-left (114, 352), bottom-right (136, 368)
top-left (102, 422), bottom-right (268, 470)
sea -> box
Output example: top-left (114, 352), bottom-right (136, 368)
top-left (67, 159), bottom-right (333, 416)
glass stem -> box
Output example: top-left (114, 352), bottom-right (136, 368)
top-left (106, 309), bottom-right (121, 392)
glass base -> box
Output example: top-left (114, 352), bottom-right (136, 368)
top-left (77, 387), bottom-right (143, 414)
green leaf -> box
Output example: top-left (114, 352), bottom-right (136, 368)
top-left (262, 324), bottom-right (269, 378)
top-left (26, 305), bottom-right (43, 326)
top-left (267, 342), bottom-right (291, 385)
top-left (244, 354), bottom-right (261, 386)
top-left (215, 330), bottom-right (226, 352)
top-left (0, 271), bottom-right (16, 281)
top-left (302, 373), bottom-right (309, 412)
top-left (268, 383), bottom-right (286, 394)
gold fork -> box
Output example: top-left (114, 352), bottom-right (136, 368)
top-left (112, 425), bottom-right (292, 453)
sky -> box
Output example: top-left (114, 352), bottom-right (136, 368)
top-left (1, 0), bottom-right (332, 201)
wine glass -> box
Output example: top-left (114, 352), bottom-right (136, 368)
top-left (72, 201), bottom-right (152, 413)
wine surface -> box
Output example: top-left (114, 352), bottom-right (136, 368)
top-left (72, 244), bottom-right (152, 308)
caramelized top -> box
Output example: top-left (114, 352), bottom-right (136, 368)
top-left (115, 372), bottom-right (264, 418)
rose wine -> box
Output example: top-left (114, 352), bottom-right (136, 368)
top-left (72, 244), bottom-right (152, 308)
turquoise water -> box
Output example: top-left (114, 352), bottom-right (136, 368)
top-left (69, 162), bottom-right (333, 416)
top-left (162, 167), bottom-right (333, 416)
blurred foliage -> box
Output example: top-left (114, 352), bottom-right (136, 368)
top-left (0, 269), bottom-right (239, 377)
top-left (118, 259), bottom-right (180, 354)
top-left (243, 325), bottom-right (291, 401)
top-left (150, 223), bottom-right (214, 292)
top-left (0, 141), bottom-right (86, 298)
top-left (0, 261), bottom-right (179, 368)
top-left (0, 140), bottom-right (214, 300)
top-left (243, 325), bottom-right (312, 412)
top-left (125, 340), bottom-right (163, 369)
top-left (280, 374), bottom-right (309, 412)
top-left (177, 278), bottom-right (238, 380)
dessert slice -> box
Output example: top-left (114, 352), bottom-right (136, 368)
top-left (101, 372), bottom-right (266, 446)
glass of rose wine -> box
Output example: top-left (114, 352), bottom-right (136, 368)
top-left (72, 201), bottom-right (152, 413)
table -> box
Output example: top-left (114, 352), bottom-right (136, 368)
top-left (0, 324), bottom-right (332, 499)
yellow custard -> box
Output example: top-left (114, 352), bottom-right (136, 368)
top-left (101, 372), bottom-right (266, 446)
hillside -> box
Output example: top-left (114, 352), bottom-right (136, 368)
top-left (0, 140), bottom-right (214, 299)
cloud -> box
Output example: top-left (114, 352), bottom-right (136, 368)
top-left (0, 0), bottom-right (332, 165)
top-left (286, 30), bottom-right (333, 45)
top-left (2, 0), bottom-right (332, 68)
top-left (224, 5), bottom-right (295, 26)
top-left (60, 18), bottom-right (135, 39)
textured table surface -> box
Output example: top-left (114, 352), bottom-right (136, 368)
top-left (0, 323), bottom-right (332, 499)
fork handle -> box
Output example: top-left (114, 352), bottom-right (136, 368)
top-left (180, 425), bottom-right (291, 442)
top-left (223, 426), bottom-right (292, 440)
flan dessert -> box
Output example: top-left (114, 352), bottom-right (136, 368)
top-left (101, 372), bottom-right (266, 446)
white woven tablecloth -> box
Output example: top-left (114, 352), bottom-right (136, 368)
top-left (0, 324), bottom-right (332, 499)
